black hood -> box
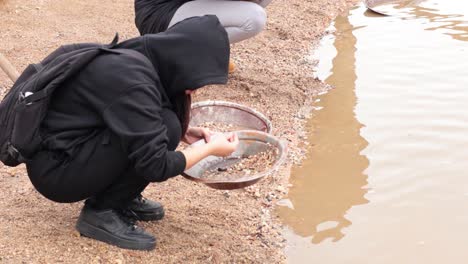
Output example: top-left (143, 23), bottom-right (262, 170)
top-left (117, 15), bottom-right (230, 98)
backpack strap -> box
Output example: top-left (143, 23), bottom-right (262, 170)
top-left (20, 35), bottom-right (120, 105)
top-left (107, 33), bottom-right (119, 48)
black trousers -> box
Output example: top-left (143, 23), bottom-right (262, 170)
top-left (26, 131), bottom-right (149, 209)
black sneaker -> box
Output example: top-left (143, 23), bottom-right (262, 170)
top-left (76, 204), bottom-right (156, 250)
top-left (125, 195), bottom-right (165, 222)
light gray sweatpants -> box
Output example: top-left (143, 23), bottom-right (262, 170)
top-left (168, 0), bottom-right (273, 44)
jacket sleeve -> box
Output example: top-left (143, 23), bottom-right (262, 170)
top-left (101, 83), bottom-right (186, 182)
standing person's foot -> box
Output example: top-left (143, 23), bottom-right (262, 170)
top-left (76, 203), bottom-right (156, 250)
top-left (229, 60), bottom-right (236, 73)
top-left (124, 195), bottom-right (165, 221)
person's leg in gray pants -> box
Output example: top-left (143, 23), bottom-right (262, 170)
top-left (169, 0), bottom-right (273, 44)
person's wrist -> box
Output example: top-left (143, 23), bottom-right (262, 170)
top-left (203, 141), bottom-right (215, 156)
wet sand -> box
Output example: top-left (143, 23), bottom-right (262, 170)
top-left (0, 0), bottom-right (357, 262)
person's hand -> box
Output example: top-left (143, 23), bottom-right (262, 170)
top-left (207, 133), bottom-right (239, 157)
top-left (183, 127), bottom-right (212, 144)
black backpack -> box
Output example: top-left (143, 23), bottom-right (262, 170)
top-left (0, 34), bottom-right (122, 167)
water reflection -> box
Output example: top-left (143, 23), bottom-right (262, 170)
top-left (366, 0), bottom-right (468, 41)
top-left (280, 1), bottom-right (468, 262)
top-left (365, 0), bottom-right (427, 16)
top-left (405, 5), bottom-right (468, 41)
top-left (277, 14), bottom-right (369, 244)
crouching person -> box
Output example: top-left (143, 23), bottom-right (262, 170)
top-left (25, 15), bottom-right (237, 250)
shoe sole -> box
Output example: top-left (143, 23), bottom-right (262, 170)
top-left (76, 220), bottom-right (156, 250)
top-left (136, 210), bottom-right (165, 222)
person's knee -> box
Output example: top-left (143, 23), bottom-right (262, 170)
top-left (241, 4), bottom-right (267, 37)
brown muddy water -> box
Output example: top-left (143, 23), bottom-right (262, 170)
top-left (277, 1), bottom-right (468, 263)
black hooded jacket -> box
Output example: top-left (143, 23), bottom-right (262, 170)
top-left (135, 0), bottom-right (193, 35)
top-left (40, 16), bottom-right (230, 182)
